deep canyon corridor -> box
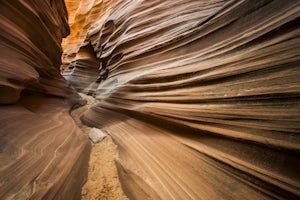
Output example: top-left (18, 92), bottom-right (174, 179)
top-left (0, 0), bottom-right (300, 199)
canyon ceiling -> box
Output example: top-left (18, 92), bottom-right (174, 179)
top-left (1, 0), bottom-right (300, 199)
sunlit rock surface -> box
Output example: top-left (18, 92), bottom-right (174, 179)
top-left (62, 0), bottom-right (300, 199)
top-left (0, 1), bottom-right (90, 199)
top-left (62, 0), bottom-right (114, 62)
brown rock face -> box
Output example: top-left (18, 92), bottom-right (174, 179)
top-left (62, 0), bottom-right (300, 199)
top-left (63, 43), bottom-right (100, 94)
top-left (0, 1), bottom-right (90, 199)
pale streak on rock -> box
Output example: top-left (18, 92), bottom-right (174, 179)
top-left (62, 0), bottom-right (300, 199)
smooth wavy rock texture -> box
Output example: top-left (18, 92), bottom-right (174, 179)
top-left (0, 1), bottom-right (90, 199)
top-left (62, 0), bottom-right (300, 199)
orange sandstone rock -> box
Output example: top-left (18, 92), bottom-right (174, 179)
top-left (63, 0), bottom-right (300, 199)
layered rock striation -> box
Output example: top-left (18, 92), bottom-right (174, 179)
top-left (62, 0), bottom-right (300, 199)
top-left (0, 1), bottom-right (90, 199)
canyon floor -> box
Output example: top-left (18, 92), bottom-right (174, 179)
top-left (71, 93), bottom-right (128, 200)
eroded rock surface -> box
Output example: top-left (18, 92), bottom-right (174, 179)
top-left (62, 0), bottom-right (300, 199)
top-left (0, 1), bottom-right (90, 199)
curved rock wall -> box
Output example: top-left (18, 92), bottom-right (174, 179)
top-left (63, 43), bottom-right (100, 94)
top-left (62, 0), bottom-right (300, 199)
top-left (62, 0), bottom-right (115, 62)
top-left (0, 1), bottom-right (90, 199)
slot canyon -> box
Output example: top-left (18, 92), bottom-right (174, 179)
top-left (0, 0), bottom-right (300, 199)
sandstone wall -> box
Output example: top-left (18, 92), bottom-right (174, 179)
top-left (0, 1), bottom-right (90, 199)
top-left (62, 0), bottom-right (300, 199)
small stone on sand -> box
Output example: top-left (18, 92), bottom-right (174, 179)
top-left (89, 128), bottom-right (106, 143)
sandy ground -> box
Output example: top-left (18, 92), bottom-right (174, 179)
top-left (71, 93), bottom-right (128, 200)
